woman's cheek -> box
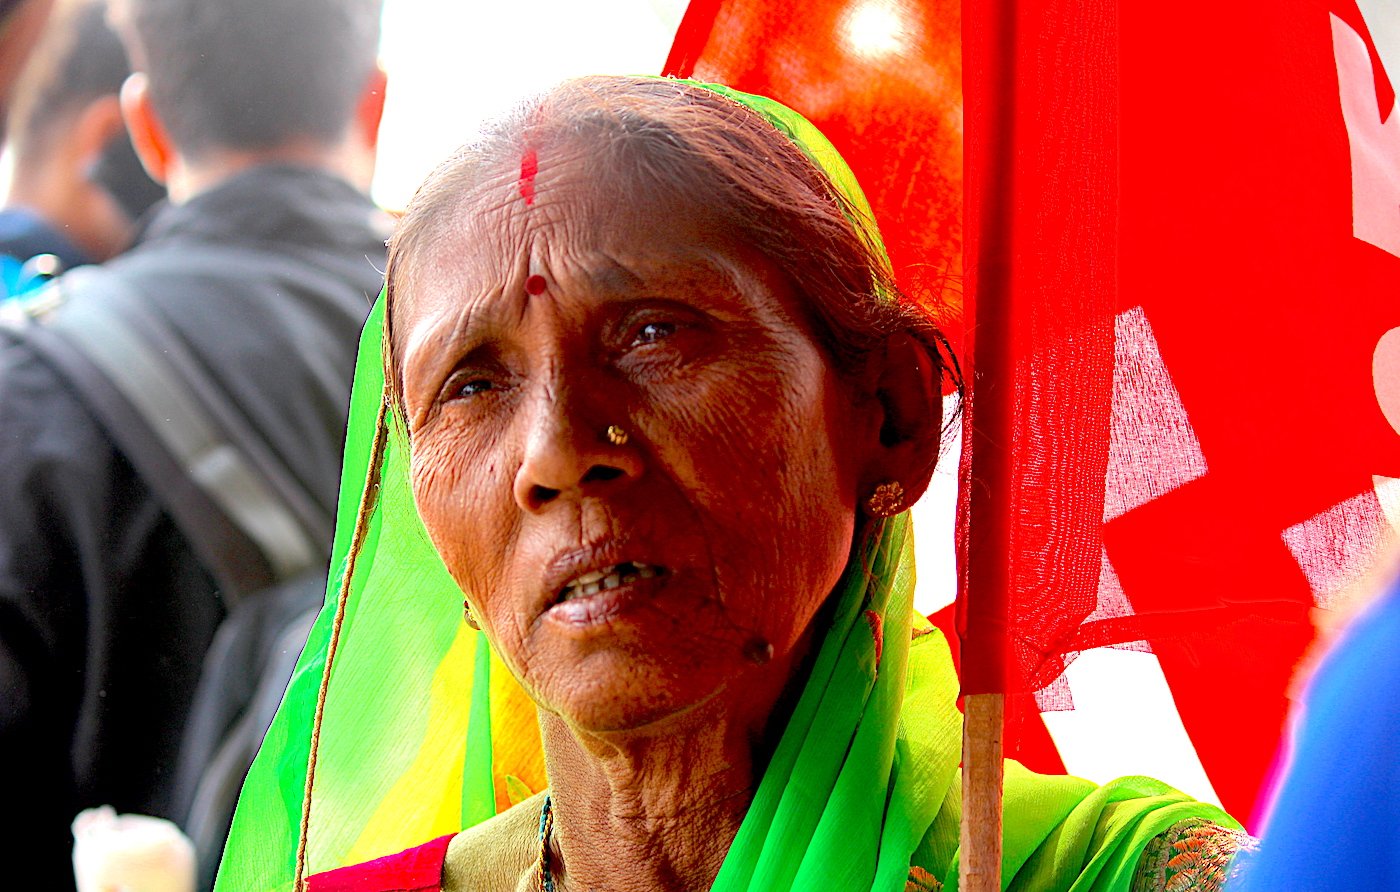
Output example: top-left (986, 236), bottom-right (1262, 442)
top-left (650, 353), bottom-right (840, 580)
top-left (640, 351), bottom-right (793, 475)
top-left (409, 428), bottom-right (507, 593)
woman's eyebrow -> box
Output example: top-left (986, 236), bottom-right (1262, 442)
top-left (586, 255), bottom-right (746, 304)
top-left (403, 296), bottom-right (495, 383)
top-left (441, 340), bottom-right (505, 377)
top-left (585, 255), bottom-right (648, 294)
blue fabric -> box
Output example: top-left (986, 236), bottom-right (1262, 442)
top-left (0, 208), bottom-right (92, 298)
top-left (0, 208), bottom-right (91, 268)
top-left (1234, 573), bottom-right (1400, 890)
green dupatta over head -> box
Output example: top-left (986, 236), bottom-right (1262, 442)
top-left (216, 80), bottom-right (1238, 892)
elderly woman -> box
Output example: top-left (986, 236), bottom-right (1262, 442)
top-left (220, 76), bottom-right (1248, 892)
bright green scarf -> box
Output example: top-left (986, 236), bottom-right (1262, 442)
top-left (215, 81), bottom-right (1236, 892)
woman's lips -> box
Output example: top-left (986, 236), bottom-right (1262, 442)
top-left (557, 561), bottom-right (666, 602)
top-left (545, 562), bottom-right (672, 630)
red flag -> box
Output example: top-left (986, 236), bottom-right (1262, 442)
top-left (1096, 0), bottom-right (1398, 821)
top-left (665, 0), bottom-right (965, 346)
top-left (666, 0), bottom-right (1400, 825)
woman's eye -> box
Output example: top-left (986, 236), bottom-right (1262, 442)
top-left (633, 321), bottom-right (676, 345)
top-left (450, 377), bottom-right (494, 399)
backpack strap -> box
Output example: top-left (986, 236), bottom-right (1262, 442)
top-left (0, 264), bottom-right (329, 602)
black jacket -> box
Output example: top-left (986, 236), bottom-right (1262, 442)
top-left (0, 165), bottom-right (390, 874)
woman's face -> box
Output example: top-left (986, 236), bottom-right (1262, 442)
top-left (396, 146), bottom-right (875, 734)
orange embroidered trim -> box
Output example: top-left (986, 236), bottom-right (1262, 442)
top-left (906, 865), bottom-right (942, 892)
top-left (1132, 820), bottom-right (1258, 892)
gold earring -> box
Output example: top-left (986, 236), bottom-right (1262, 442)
top-left (605, 424), bottom-right (629, 446)
top-left (866, 480), bottom-right (905, 518)
top-left (463, 599), bottom-right (480, 630)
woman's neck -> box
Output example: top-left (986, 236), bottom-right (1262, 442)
top-left (537, 654), bottom-right (800, 892)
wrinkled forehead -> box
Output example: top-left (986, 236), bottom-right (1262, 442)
top-left (391, 140), bottom-right (736, 314)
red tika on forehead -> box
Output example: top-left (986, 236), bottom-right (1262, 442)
top-left (519, 148), bottom-right (539, 206)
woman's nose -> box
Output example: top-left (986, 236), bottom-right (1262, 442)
top-left (513, 396), bottom-right (643, 513)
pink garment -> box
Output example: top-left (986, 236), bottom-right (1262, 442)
top-left (306, 834), bottom-right (454, 892)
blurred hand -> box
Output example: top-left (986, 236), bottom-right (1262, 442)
top-left (72, 806), bottom-right (195, 892)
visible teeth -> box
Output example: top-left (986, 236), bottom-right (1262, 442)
top-left (571, 569), bottom-right (609, 587)
top-left (560, 562), bottom-right (663, 601)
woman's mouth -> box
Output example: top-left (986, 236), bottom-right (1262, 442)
top-left (557, 562), bottom-right (667, 603)
top-left (544, 559), bottom-right (674, 633)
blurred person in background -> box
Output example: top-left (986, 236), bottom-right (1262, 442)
top-left (0, 0), bottom-right (55, 134)
top-left (0, 0), bottom-right (389, 880)
top-left (1231, 557), bottom-right (1400, 891)
top-left (0, 0), bottom-right (163, 296)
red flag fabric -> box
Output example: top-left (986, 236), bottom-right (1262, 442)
top-left (666, 0), bottom-right (1400, 825)
top-left (664, 0), bottom-right (965, 346)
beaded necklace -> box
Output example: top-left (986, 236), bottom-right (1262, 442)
top-left (538, 794), bottom-right (556, 892)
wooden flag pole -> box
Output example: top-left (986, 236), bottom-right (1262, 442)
top-left (959, 0), bottom-right (1016, 882)
top-left (960, 693), bottom-right (1004, 891)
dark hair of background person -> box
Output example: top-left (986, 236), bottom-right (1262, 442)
top-left (384, 76), bottom-right (961, 479)
top-left (110, 0), bottom-right (384, 159)
top-left (5, 0), bottom-right (160, 221)
top-left (7, 0), bottom-right (129, 161)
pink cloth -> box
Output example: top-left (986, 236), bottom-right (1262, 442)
top-left (306, 834), bottom-right (455, 892)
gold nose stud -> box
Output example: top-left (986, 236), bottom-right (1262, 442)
top-left (605, 424), bottom-right (629, 446)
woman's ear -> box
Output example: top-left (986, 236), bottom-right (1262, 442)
top-left (862, 332), bottom-right (945, 507)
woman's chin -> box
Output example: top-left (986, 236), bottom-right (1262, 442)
top-left (534, 651), bottom-right (742, 738)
